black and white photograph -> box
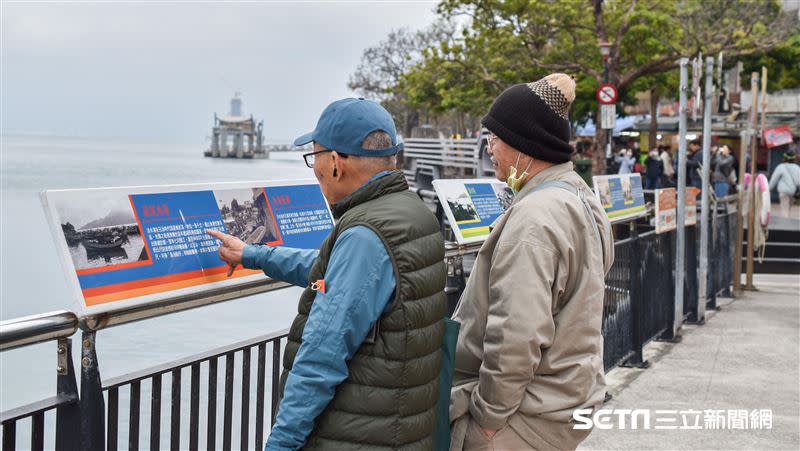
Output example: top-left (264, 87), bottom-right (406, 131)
top-left (621, 176), bottom-right (634, 204)
top-left (596, 178), bottom-right (613, 208)
top-left (55, 193), bottom-right (149, 271)
top-left (437, 183), bottom-right (481, 223)
top-left (492, 182), bottom-right (514, 211)
top-left (213, 188), bottom-right (282, 245)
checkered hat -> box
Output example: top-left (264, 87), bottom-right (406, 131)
top-left (481, 73), bottom-right (576, 163)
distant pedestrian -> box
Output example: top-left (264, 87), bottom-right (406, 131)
top-left (712, 145), bottom-right (734, 198)
top-left (768, 150), bottom-right (800, 218)
top-left (615, 149), bottom-right (636, 174)
top-left (660, 146), bottom-right (675, 186)
top-left (686, 139), bottom-right (703, 188)
top-left (644, 150), bottom-right (663, 189)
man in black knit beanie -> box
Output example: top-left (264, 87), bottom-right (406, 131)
top-left (449, 74), bottom-right (615, 451)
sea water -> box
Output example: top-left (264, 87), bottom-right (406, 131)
top-left (1, 134), bottom-right (311, 447)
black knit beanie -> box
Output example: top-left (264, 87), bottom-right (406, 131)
top-left (481, 73), bottom-right (576, 163)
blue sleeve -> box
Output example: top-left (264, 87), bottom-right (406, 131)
top-left (264, 226), bottom-right (396, 451)
top-left (241, 244), bottom-right (319, 288)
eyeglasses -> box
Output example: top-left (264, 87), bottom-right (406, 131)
top-left (487, 133), bottom-right (498, 151)
top-left (302, 149), bottom-right (333, 168)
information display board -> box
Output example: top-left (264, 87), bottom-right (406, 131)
top-left (432, 179), bottom-right (514, 245)
top-left (685, 187), bottom-right (701, 226)
top-left (592, 174), bottom-right (646, 222)
top-left (653, 187), bottom-right (702, 232)
top-left (655, 188), bottom-right (677, 233)
top-left (41, 180), bottom-right (333, 315)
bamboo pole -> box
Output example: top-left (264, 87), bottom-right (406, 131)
top-left (744, 71), bottom-right (761, 289)
top-left (760, 67), bottom-right (768, 135)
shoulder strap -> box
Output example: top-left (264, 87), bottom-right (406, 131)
top-left (517, 180), bottom-right (604, 261)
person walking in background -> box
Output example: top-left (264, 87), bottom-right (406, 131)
top-left (659, 145), bottom-right (675, 186)
top-left (686, 139), bottom-right (704, 188)
top-left (712, 145), bottom-right (735, 198)
top-left (644, 149), bottom-right (664, 189)
top-left (615, 149), bottom-right (636, 174)
top-left (769, 150), bottom-right (800, 218)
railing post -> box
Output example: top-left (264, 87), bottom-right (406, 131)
top-left (55, 338), bottom-right (80, 451)
top-left (706, 209), bottom-right (719, 310)
top-left (621, 221), bottom-right (649, 368)
top-left (723, 206), bottom-right (736, 298)
top-left (79, 331), bottom-right (105, 451)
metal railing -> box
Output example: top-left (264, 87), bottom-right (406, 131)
top-left (0, 192), bottom-right (739, 450)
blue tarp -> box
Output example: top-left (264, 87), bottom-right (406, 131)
top-left (576, 115), bottom-right (646, 137)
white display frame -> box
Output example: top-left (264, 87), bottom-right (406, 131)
top-left (40, 178), bottom-right (329, 316)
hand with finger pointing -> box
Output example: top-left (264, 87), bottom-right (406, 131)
top-left (206, 229), bottom-right (246, 277)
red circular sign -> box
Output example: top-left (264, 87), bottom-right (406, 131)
top-left (596, 83), bottom-right (618, 104)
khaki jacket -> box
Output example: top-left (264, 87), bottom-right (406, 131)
top-left (449, 162), bottom-right (614, 450)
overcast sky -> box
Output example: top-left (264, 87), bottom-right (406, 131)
top-left (1, 1), bottom-right (438, 144)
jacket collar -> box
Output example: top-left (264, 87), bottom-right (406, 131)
top-left (513, 162), bottom-right (574, 203)
top-left (330, 170), bottom-right (408, 219)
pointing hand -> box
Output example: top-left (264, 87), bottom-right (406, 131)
top-left (206, 229), bottom-right (246, 277)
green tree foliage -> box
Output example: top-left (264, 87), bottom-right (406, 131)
top-left (348, 21), bottom-right (454, 136)
top-left (737, 32), bottom-right (800, 92)
top-left (393, 0), bottom-right (797, 173)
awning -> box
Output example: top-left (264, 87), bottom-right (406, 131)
top-left (576, 115), bottom-right (643, 137)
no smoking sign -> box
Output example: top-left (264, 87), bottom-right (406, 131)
top-left (596, 83), bottom-right (618, 105)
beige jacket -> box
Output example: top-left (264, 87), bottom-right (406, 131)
top-left (449, 162), bottom-right (614, 450)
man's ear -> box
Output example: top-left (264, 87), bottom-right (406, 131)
top-left (331, 151), bottom-right (341, 179)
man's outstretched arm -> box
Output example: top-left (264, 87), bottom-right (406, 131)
top-left (242, 244), bottom-right (319, 287)
top-left (205, 228), bottom-right (319, 287)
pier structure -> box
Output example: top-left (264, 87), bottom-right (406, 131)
top-left (205, 93), bottom-right (266, 159)
top-left (203, 93), bottom-right (304, 160)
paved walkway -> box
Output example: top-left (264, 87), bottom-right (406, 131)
top-left (580, 274), bottom-right (800, 450)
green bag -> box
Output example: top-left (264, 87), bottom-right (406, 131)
top-left (435, 317), bottom-right (461, 451)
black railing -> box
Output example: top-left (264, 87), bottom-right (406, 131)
top-left (602, 237), bottom-right (634, 371)
top-left (98, 329), bottom-right (287, 451)
top-left (1, 195), bottom-right (739, 450)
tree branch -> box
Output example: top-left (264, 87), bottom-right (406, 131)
top-left (612, 0), bottom-right (638, 62)
top-left (618, 53), bottom-right (680, 89)
top-left (593, 0), bottom-right (608, 42)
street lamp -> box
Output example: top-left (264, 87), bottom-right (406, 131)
top-left (598, 40), bottom-right (611, 59)
top-left (598, 40), bottom-right (613, 162)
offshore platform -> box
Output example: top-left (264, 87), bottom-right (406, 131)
top-left (204, 93), bottom-right (267, 159)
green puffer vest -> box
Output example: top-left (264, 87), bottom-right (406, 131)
top-left (280, 171), bottom-right (447, 450)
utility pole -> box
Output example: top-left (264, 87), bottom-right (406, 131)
top-left (673, 58), bottom-right (689, 337)
top-left (697, 56), bottom-right (713, 324)
top-left (599, 40), bottom-right (613, 165)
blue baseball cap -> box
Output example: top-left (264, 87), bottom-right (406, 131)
top-left (293, 98), bottom-right (402, 156)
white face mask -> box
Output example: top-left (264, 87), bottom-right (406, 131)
top-left (506, 153), bottom-right (533, 194)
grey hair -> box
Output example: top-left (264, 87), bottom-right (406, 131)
top-left (356, 130), bottom-right (397, 168)
top-left (362, 130), bottom-right (394, 150)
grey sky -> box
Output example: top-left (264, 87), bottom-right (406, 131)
top-left (1, 1), bottom-right (437, 144)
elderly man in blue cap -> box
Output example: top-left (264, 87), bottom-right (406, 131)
top-left (208, 98), bottom-right (446, 450)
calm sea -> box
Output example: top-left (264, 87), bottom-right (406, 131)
top-left (1, 134), bottom-right (311, 447)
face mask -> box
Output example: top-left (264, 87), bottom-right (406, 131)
top-left (506, 153), bottom-right (533, 194)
